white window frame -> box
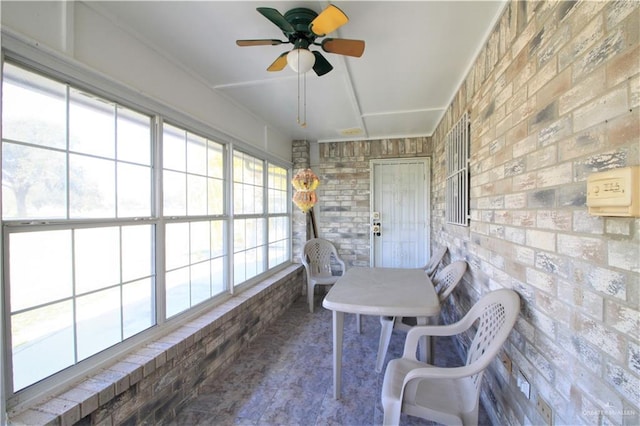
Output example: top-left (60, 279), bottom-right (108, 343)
top-left (445, 112), bottom-right (470, 226)
top-left (0, 37), bottom-right (292, 413)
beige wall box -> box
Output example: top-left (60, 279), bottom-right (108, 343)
top-left (586, 166), bottom-right (640, 217)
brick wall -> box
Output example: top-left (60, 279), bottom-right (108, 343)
top-left (317, 138), bottom-right (432, 267)
top-left (292, 139), bottom-right (312, 262)
top-left (9, 266), bottom-right (303, 426)
top-left (431, 1), bottom-right (640, 425)
top-left (315, 1), bottom-right (639, 424)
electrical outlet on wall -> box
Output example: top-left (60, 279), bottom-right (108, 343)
top-left (537, 396), bottom-right (553, 426)
top-left (516, 369), bottom-right (530, 399)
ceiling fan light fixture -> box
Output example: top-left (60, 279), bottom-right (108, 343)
top-left (287, 48), bottom-right (315, 73)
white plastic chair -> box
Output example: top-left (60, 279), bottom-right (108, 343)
top-left (301, 238), bottom-right (346, 313)
top-left (376, 260), bottom-right (468, 372)
top-left (420, 245), bottom-right (448, 279)
top-left (381, 289), bottom-right (520, 426)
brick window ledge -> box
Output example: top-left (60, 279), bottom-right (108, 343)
top-left (8, 264), bottom-right (304, 426)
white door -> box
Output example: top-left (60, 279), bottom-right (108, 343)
top-left (370, 158), bottom-right (430, 267)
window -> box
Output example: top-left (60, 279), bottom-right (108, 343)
top-left (2, 63), bottom-right (155, 392)
top-left (445, 112), bottom-right (470, 226)
top-left (232, 152), bottom-right (291, 285)
top-left (162, 124), bottom-right (227, 317)
top-left (1, 60), bottom-right (291, 402)
top-left (268, 164), bottom-right (289, 268)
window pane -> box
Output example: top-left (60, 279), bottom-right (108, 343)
top-left (163, 170), bottom-right (186, 216)
top-left (69, 154), bottom-right (115, 218)
top-left (253, 186), bottom-right (264, 213)
top-left (163, 124), bottom-right (186, 172)
top-left (211, 257), bottom-right (225, 295)
top-left (234, 251), bottom-right (246, 285)
top-left (251, 158), bottom-right (264, 185)
top-left (117, 107), bottom-right (151, 165)
top-left (122, 225), bottom-right (153, 282)
top-left (234, 218), bottom-right (266, 284)
top-left (208, 141), bottom-right (224, 179)
top-left (234, 219), bottom-right (246, 252)
top-left (269, 216), bottom-right (286, 242)
top-left (12, 301), bottom-right (74, 391)
top-left (190, 261), bottom-right (211, 305)
top-left (75, 227), bottom-right (120, 294)
top-left (211, 220), bottom-right (225, 257)
top-left (2, 143), bottom-right (67, 219)
top-left (208, 177), bottom-right (224, 215)
top-left (191, 221), bottom-right (210, 263)
top-left (187, 174), bottom-right (207, 216)
top-left (123, 278), bottom-right (154, 338)
top-left (76, 288), bottom-right (121, 361)
top-left (268, 214), bottom-right (289, 268)
top-left (166, 267), bottom-right (190, 318)
top-left (269, 240), bottom-right (287, 268)
top-left (247, 248), bottom-right (260, 278)
top-left (233, 182), bottom-right (244, 214)
top-left (2, 63), bottom-right (66, 149)
top-left (69, 88), bottom-right (115, 158)
top-left (233, 151), bottom-right (264, 214)
top-left (166, 222), bottom-right (189, 270)
top-left (118, 163), bottom-right (151, 217)
top-left (268, 164), bottom-right (288, 214)
top-left (187, 133), bottom-right (207, 175)
top-left (9, 230), bottom-right (72, 312)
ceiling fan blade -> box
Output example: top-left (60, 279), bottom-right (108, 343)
top-left (312, 51), bottom-right (333, 76)
top-left (257, 7), bottom-right (295, 34)
top-left (267, 52), bottom-right (288, 72)
top-left (309, 4), bottom-right (348, 36)
top-left (321, 38), bottom-right (365, 57)
top-left (236, 39), bottom-right (286, 47)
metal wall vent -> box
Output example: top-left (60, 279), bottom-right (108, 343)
top-left (339, 127), bottom-right (364, 136)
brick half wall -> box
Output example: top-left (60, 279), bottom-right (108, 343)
top-left (9, 265), bottom-right (304, 426)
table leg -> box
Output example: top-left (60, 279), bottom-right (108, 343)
top-left (332, 310), bottom-right (344, 399)
top-left (416, 316), bottom-right (433, 363)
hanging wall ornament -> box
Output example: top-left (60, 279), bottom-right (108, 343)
top-left (292, 168), bottom-right (320, 237)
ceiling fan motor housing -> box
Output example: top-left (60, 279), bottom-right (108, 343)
top-left (283, 8), bottom-right (318, 48)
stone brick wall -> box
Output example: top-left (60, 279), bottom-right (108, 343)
top-left (313, 1), bottom-right (639, 424)
top-left (292, 139), bottom-right (312, 262)
top-left (317, 138), bottom-right (432, 267)
top-left (430, 1), bottom-right (640, 425)
top-left (9, 266), bottom-right (303, 426)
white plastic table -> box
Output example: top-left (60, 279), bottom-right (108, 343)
top-left (322, 267), bottom-right (440, 399)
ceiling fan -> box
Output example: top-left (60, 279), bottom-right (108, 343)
top-left (236, 4), bottom-right (365, 76)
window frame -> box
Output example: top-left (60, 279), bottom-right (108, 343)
top-left (0, 40), bottom-right (292, 412)
top-left (445, 112), bottom-right (470, 226)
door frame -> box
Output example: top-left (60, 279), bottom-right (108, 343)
top-left (369, 157), bottom-right (431, 267)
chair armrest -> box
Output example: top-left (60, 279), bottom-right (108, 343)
top-left (402, 321), bottom-right (473, 359)
top-left (402, 364), bottom-right (479, 385)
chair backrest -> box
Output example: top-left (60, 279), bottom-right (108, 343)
top-left (432, 260), bottom-right (467, 302)
top-left (423, 245), bottom-right (447, 277)
top-left (302, 238), bottom-right (343, 278)
top-left (463, 289), bottom-right (520, 395)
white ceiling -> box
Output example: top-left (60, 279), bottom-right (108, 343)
top-left (89, 1), bottom-right (505, 143)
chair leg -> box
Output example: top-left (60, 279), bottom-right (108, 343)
top-left (376, 316), bottom-right (395, 372)
top-left (308, 283), bottom-right (315, 313)
top-left (382, 400), bottom-right (402, 426)
top-left (355, 314), bottom-right (362, 334)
